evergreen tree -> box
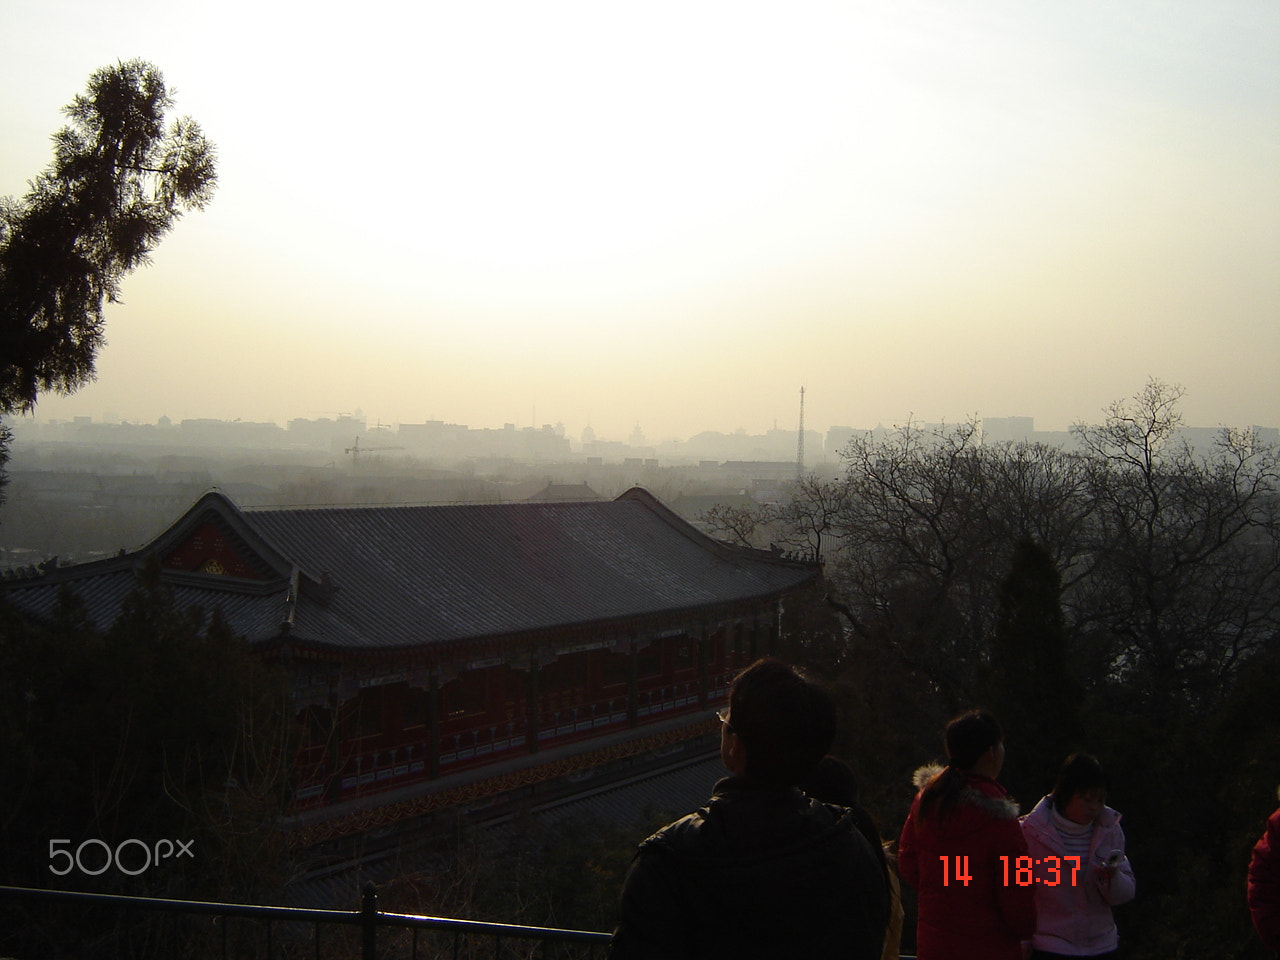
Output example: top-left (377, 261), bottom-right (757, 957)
top-left (983, 536), bottom-right (1083, 802)
top-left (0, 59), bottom-right (217, 415)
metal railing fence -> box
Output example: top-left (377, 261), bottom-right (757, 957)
top-left (0, 883), bottom-right (612, 960)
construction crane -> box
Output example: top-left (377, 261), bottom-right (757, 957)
top-left (344, 436), bottom-right (404, 466)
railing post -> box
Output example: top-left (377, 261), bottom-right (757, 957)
top-left (361, 881), bottom-right (378, 960)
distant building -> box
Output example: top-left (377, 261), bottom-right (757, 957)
top-left (176, 418), bottom-right (284, 447)
top-left (683, 429), bottom-right (815, 464)
top-left (3, 488), bottom-right (817, 843)
top-left (397, 420), bottom-right (467, 445)
top-left (981, 416), bottom-right (1035, 445)
top-left (287, 415), bottom-right (367, 450)
top-left (826, 426), bottom-right (857, 459)
top-left (584, 438), bottom-right (637, 462)
top-left (524, 481), bottom-right (603, 502)
top-left (396, 421), bottom-right (570, 464)
top-left (671, 493), bottom-right (760, 537)
top-left (719, 461), bottom-right (799, 483)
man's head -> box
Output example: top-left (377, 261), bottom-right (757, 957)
top-left (720, 657), bottom-right (836, 787)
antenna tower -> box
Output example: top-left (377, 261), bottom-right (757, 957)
top-left (796, 386), bottom-right (805, 477)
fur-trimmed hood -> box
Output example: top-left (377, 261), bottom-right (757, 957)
top-left (913, 763), bottom-right (946, 791)
top-left (911, 763), bottom-right (1021, 821)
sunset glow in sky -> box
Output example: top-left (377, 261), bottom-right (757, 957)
top-left (3, 0), bottom-right (1278, 441)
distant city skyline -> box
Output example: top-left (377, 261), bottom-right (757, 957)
top-left (11, 403), bottom-right (1276, 450)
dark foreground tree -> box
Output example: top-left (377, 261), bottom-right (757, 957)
top-left (0, 59), bottom-right (217, 415)
top-left (981, 536), bottom-right (1083, 803)
top-left (0, 561), bottom-right (294, 958)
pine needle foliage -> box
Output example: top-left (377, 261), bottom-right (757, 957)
top-left (0, 59), bottom-right (217, 414)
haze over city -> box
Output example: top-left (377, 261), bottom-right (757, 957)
top-left (3, 1), bottom-right (1277, 441)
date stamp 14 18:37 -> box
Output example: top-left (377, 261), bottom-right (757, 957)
top-left (939, 854), bottom-right (1088, 887)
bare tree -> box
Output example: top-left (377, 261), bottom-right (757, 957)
top-left (830, 420), bottom-right (1017, 699)
top-left (698, 501), bottom-right (774, 550)
top-left (771, 474), bottom-right (855, 563)
top-left (1070, 378), bottom-right (1280, 708)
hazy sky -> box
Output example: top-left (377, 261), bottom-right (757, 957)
top-left (3, 1), bottom-right (1277, 441)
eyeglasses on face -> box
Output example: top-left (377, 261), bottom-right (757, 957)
top-left (716, 706), bottom-right (731, 725)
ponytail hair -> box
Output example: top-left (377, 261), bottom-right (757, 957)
top-left (919, 710), bottom-right (1003, 820)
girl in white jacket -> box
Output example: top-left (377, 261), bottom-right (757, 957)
top-left (1020, 753), bottom-right (1136, 959)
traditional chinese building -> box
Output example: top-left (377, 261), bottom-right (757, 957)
top-left (3, 487), bottom-right (818, 840)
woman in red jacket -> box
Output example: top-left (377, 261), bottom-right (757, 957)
top-left (1250, 789), bottom-right (1280, 955)
top-left (898, 710), bottom-right (1037, 960)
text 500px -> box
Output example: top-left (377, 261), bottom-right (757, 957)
top-left (48, 839), bottom-right (194, 876)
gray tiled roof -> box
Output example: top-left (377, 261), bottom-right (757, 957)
top-left (5, 570), bottom-right (281, 631)
top-left (3, 488), bottom-right (816, 655)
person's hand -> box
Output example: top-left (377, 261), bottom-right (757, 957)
top-left (1094, 851), bottom-right (1122, 884)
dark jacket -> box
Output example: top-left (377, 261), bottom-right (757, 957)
top-left (609, 776), bottom-right (889, 960)
top-left (898, 765), bottom-right (1036, 960)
